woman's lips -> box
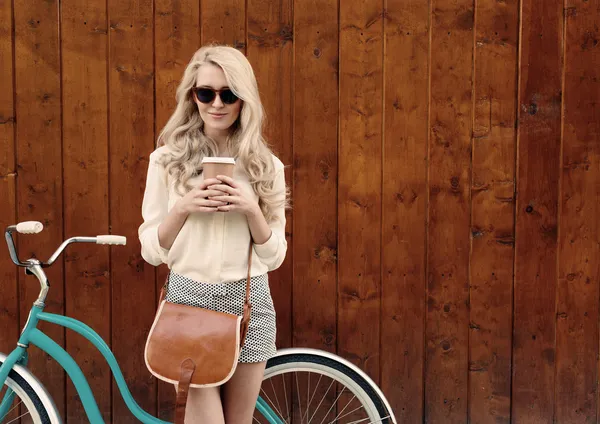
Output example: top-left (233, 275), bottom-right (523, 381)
top-left (209, 113), bottom-right (227, 119)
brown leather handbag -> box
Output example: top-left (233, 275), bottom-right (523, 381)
top-left (144, 241), bottom-right (253, 424)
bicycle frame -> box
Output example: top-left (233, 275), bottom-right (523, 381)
top-left (0, 303), bottom-right (282, 423)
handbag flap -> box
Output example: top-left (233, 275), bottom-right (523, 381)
top-left (145, 300), bottom-right (242, 387)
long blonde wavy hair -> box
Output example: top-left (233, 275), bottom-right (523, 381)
top-left (156, 45), bottom-right (287, 222)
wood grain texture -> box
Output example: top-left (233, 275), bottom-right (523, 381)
top-left (0, 2), bottom-right (17, 421)
top-left (108, 0), bottom-right (157, 420)
top-left (468, 0), bottom-right (518, 422)
top-left (556, 0), bottom-right (600, 422)
top-left (2, 1), bottom-right (600, 420)
top-left (0, 0), bottom-right (17, 362)
top-left (154, 0), bottom-right (200, 419)
top-left (425, 0), bottom-right (474, 421)
top-left (247, 0), bottom-right (293, 350)
top-left (292, 0), bottom-right (338, 352)
top-left (512, 0), bottom-right (563, 422)
top-left (338, 0), bottom-right (383, 381)
top-left (61, 0), bottom-right (111, 420)
top-left (381, 0), bottom-right (429, 421)
top-left (201, 0), bottom-right (246, 50)
top-left (14, 0), bottom-right (66, 417)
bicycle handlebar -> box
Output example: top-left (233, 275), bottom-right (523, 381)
top-left (16, 221), bottom-right (44, 234)
top-left (5, 221), bottom-right (127, 267)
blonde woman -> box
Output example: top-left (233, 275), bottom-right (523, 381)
top-left (138, 45), bottom-right (288, 423)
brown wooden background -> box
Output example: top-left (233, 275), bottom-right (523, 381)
top-left (0, 0), bottom-right (599, 422)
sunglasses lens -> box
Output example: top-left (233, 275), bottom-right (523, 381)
top-left (194, 88), bottom-right (216, 104)
top-left (220, 89), bottom-right (238, 105)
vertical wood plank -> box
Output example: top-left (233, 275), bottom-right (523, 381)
top-left (0, 9), bottom-right (19, 424)
top-left (61, 0), bottom-right (111, 421)
top-left (154, 0), bottom-right (200, 419)
top-left (338, 0), bottom-right (383, 382)
top-left (292, 0), bottom-right (338, 353)
top-left (512, 0), bottom-right (563, 421)
top-left (425, 0), bottom-right (474, 421)
top-left (246, 5), bottom-right (294, 421)
top-left (468, 0), bottom-right (519, 422)
top-left (292, 11), bottom-right (338, 419)
top-left (381, 0), bottom-right (429, 420)
top-left (247, 0), bottom-right (293, 351)
top-left (0, 0), bottom-right (18, 363)
top-left (155, 0), bottom-right (200, 134)
top-left (556, 0), bottom-right (600, 421)
top-left (14, 0), bottom-right (65, 417)
top-left (108, 0), bottom-right (157, 421)
top-left (201, 0), bottom-right (245, 50)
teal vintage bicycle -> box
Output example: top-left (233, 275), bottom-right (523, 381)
top-left (0, 221), bottom-right (396, 423)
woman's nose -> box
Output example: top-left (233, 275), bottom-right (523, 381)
top-left (212, 94), bottom-right (224, 108)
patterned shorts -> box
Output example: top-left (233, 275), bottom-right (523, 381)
top-left (165, 272), bottom-right (277, 363)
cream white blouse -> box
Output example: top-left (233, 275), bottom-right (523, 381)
top-left (138, 146), bottom-right (287, 283)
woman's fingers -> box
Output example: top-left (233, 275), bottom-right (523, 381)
top-left (200, 178), bottom-right (222, 189)
top-left (207, 183), bottom-right (236, 195)
top-left (198, 189), bottom-right (225, 198)
top-left (194, 198), bottom-right (227, 207)
top-left (209, 195), bottom-right (239, 204)
top-left (216, 175), bottom-right (237, 188)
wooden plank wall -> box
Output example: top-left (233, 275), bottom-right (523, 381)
top-left (0, 0), bottom-right (598, 422)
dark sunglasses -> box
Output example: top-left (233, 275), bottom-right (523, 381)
top-left (192, 87), bottom-right (239, 105)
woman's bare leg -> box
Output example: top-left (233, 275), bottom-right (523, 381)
top-left (221, 361), bottom-right (267, 424)
top-left (174, 384), bottom-right (225, 424)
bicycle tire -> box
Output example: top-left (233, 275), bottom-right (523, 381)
top-left (260, 351), bottom-right (395, 423)
top-left (0, 360), bottom-right (52, 424)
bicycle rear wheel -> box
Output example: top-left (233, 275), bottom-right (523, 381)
top-left (0, 361), bottom-right (54, 424)
top-left (255, 349), bottom-right (395, 424)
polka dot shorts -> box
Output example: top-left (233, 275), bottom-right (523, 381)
top-left (164, 272), bottom-right (277, 363)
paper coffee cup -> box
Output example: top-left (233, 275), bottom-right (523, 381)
top-left (201, 157), bottom-right (235, 180)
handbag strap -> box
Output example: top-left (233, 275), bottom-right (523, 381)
top-left (240, 240), bottom-right (253, 344)
top-left (245, 239), bottom-right (252, 307)
top-left (174, 358), bottom-right (196, 424)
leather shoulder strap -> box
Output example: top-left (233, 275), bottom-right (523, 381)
top-left (245, 239), bottom-right (252, 306)
top-left (175, 358), bottom-right (196, 424)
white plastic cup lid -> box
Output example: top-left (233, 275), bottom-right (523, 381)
top-left (201, 157), bottom-right (235, 165)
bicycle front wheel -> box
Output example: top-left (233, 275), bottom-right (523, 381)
top-left (255, 349), bottom-right (395, 424)
top-left (0, 360), bottom-right (56, 424)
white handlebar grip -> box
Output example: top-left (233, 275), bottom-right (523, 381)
top-left (96, 235), bottom-right (127, 245)
top-left (16, 221), bottom-right (44, 234)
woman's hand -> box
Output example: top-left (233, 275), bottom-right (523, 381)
top-left (174, 177), bottom-right (228, 216)
top-left (207, 175), bottom-right (261, 218)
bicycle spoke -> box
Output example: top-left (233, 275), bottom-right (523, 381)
top-left (0, 399), bottom-right (23, 423)
top-left (306, 372), bottom-right (323, 424)
top-left (306, 372), bottom-right (310, 423)
top-left (260, 387), bottom-right (286, 420)
top-left (308, 378), bottom-right (335, 424)
top-left (318, 386), bottom-right (346, 424)
top-left (282, 373), bottom-right (290, 423)
top-left (260, 388), bottom-right (283, 417)
top-left (269, 377), bottom-right (284, 422)
top-left (345, 415), bottom-right (391, 424)
top-left (307, 374), bottom-right (323, 424)
top-left (327, 394), bottom-right (357, 423)
top-left (4, 410), bottom-right (32, 424)
top-left (295, 371), bottom-right (303, 423)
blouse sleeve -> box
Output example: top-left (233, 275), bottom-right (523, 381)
top-left (253, 166), bottom-right (288, 271)
top-left (138, 151), bottom-right (170, 266)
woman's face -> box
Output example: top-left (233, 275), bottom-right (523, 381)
top-left (193, 64), bottom-right (242, 138)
